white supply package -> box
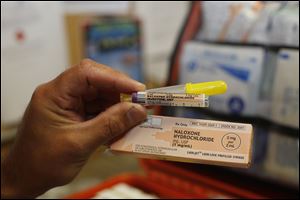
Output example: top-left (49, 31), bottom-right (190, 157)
top-left (198, 1), bottom-right (259, 43)
top-left (197, 1), bottom-right (299, 47)
top-left (247, 2), bottom-right (281, 45)
top-left (224, 2), bottom-right (263, 43)
top-left (256, 50), bottom-right (278, 119)
top-left (180, 42), bottom-right (265, 116)
top-left (271, 49), bottom-right (299, 128)
top-left (269, 2), bottom-right (299, 47)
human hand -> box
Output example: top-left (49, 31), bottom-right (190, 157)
top-left (1, 59), bottom-right (147, 198)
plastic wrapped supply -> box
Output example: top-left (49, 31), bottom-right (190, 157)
top-left (197, 1), bottom-right (299, 47)
top-left (269, 2), bottom-right (299, 47)
top-left (180, 42), bottom-right (264, 116)
top-left (198, 2), bottom-right (262, 43)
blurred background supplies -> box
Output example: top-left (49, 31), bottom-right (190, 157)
top-left (163, 1), bottom-right (299, 198)
top-left (197, 1), bottom-right (299, 47)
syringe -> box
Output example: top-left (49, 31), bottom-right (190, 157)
top-left (120, 80), bottom-right (227, 107)
top-left (121, 92), bottom-right (209, 107)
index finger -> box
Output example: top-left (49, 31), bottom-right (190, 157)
top-left (55, 59), bottom-right (145, 97)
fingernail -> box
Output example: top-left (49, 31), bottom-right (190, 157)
top-left (132, 81), bottom-right (146, 91)
top-left (126, 104), bottom-right (147, 124)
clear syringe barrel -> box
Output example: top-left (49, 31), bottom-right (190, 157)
top-left (146, 84), bottom-right (186, 93)
top-left (146, 81), bottom-right (227, 95)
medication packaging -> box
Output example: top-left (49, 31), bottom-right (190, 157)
top-left (110, 115), bottom-right (253, 168)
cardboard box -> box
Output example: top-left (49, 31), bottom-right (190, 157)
top-left (110, 115), bottom-right (253, 168)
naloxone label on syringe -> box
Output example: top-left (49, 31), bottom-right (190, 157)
top-left (134, 92), bottom-right (208, 107)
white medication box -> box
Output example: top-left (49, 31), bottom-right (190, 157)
top-left (110, 115), bottom-right (253, 168)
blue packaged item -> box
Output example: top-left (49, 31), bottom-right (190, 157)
top-left (85, 18), bottom-right (143, 82)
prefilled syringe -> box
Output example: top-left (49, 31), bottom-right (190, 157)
top-left (120, 81), bottom-right (227, 107)
top-left (121, 92), bottom-right (209, 107)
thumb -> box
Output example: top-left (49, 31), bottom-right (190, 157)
top-left (82, 102), bottom-right (147, 148)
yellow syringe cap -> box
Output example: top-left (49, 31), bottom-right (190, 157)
top-left (185, 80), bottom-right (227, 96)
